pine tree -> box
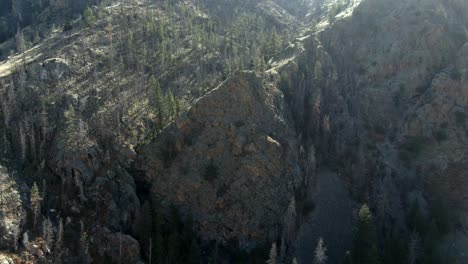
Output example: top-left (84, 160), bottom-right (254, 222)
top-left (56, 218), bottom-right (64, 252)
top-left (408, 199), bottom-right (425, 234)
top-left (30, 182), bottom-right (42, 233)
top-left (267, 242), bottom-right (278, 264)
top-left (151, 77), bottom-right (165, 130)
top-left (80, 231), bottom-right (91, 263)
top-left (369, 245), bottom-right (382, 264)
top-left (175, 98), bottom-right (181, 116)
top-left (408, 232), bottom-right (421, 264)
top-left (22, 232), bottom-right (29, 248)
top-left (15, 28), bottom-right (26, 53)
top-left (353, 204), bottom-right (378, 264)
top-left (64, 105), bottom-right (78, 151)
top-left (268, 27), bottom-right (282, 58)
top-left (64, 104), bottom-right (90, 153)
top-left (313, 238), bottom-right (327, 264)
top-left (33, 31), bottom-right (41, 44)
top-left (83, 6), bottom-right (96, 27)
top-left (80, 221), bottom-right (92, 264)
top-left (328, 3), bottom-right (339, 23)
top-left (166, 91), bottom-right (177, 121)
top-left (19, 122), bottom-right (26, 161)
top-left (42, 217), bottom-right (55, 248)
top-left (283, 197), bottom-right (296, 247)
top-left (343, 251), bottom-right (352, 264)
top-left (314, 61), bottom-right (324, 86)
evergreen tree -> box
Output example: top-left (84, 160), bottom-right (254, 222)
top-left (268, 27), bottom-right (282, 57)
top-left (80, 227), bottom-right (92, 263)
top-left (30, 182), bottom-right (42, 233)
top-left (328, 3), bottom-right (340, 23)
top-left (283, 197), bottom-right (296, 247)
top-left (33, 31), bottom-right (41, 44)
top-left (42, 217), bottom-right (55, 247)
top-left (83, 6), bottom-right (96, 26)
top-left (353, 204), bottom-right (379, 264)
top-left (343, 251), bottom-right (352, 264)
top-left (64, 105), bottom-right (90, 153)
top-left (369, 245), bottom-right (382, 264)
top-left (267, 242), bottom-right (278, 264)
top-left (313, 238), bottom-right (327, 264)
top-left (408, 199), bottom-right (426, 234)
top-left (408, 232), bottom-right (421, 264)
top-left (22, 232), bottom-right (29, 248)
top-left (56, 218), bottom-right (64, 251)
top-left (151, 77), bottom-right (165, 130)
top-left (166, 90), bottom-right (177, 121)
top-left (314, 61), bottom-right (324, 86)
top-left (15, 28), bottom-right (26, 53)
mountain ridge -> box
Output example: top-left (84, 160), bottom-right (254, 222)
top-left (0, 0), bottom-right (467, 263)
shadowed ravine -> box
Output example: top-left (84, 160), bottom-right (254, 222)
top-left (295, 169), bottom-right (357, 264)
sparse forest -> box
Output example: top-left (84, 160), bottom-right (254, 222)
top-left (0, 0), bottom-right (467, 263)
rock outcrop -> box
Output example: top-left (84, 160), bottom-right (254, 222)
top-left (141, 72), bottom-right (303, 248)
top-left (0, 254), bottom-right (13, 264)
top-left (94, 227), bottom-right (141, 263)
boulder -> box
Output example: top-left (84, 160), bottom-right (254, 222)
top-left (0, 254), bottom-right (13, 264)
top-left (40, 58), bottom-right (71, 82)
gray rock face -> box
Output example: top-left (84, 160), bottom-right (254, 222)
top-left (40, 58), bottom-right (71, 82)
top-left (0, 254), bottom-right (13, 264)
top-left (142, 72), bottom-right (304, 248)
top-left (47, 137), bottom-right (141, 232)
top-left (94, 227), bottom-right (141, 263)
top-left (0, 166), bottom-right (25, 252)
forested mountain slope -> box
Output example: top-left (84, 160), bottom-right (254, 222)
top-left (0, 0), bottom-right (467, 263)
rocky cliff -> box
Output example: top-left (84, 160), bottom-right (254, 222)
top-left (140, 71), bottom-right (304, 249)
